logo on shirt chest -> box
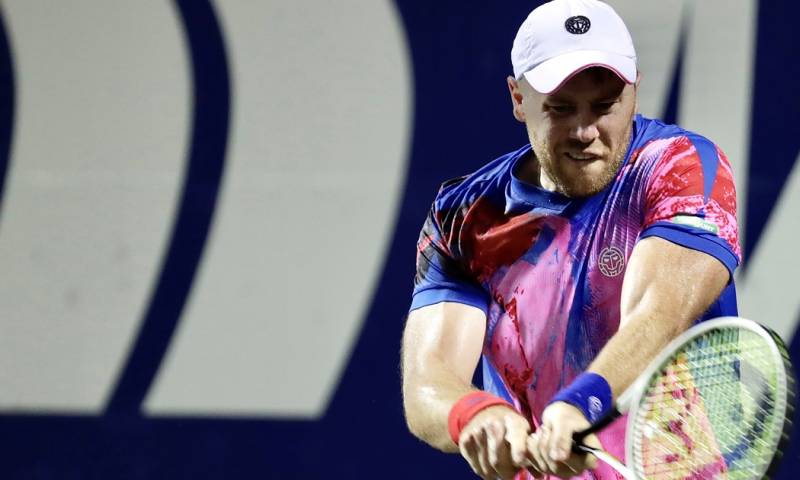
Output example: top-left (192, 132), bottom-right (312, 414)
top-left (598, 246), bottom-right (626, 277)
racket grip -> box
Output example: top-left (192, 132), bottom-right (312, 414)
top-left (572, 406), bottom-right (621, 446)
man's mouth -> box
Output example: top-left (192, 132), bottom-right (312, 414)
top-left (564, 152), bottom-right (602, 162)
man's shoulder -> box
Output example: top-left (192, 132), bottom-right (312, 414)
top-left (432, 144), bottom-right (530, 211)
top-left (632, 115), bottom-right (722, 163)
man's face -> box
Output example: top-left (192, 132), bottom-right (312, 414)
top-left (510, 67), bottom-right (638, 197)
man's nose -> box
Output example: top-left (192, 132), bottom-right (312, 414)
top-left (570, 116), bottom-right (600, 144)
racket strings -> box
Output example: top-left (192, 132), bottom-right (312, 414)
top-left (631, 329), bottom-right (784, 479)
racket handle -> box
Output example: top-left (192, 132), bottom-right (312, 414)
top-left (572, 407), bottom-right (621, 444)
top-left (575, 444), bottom-right (635, 480)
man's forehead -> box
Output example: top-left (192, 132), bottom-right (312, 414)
top-left (545, 68), bottom-right (628, 101)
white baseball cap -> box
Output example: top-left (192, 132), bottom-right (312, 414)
top-left (511, 0), bottom-right (637, 94)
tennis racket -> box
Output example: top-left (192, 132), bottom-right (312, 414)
top-left (572, 316), bottom-right (795, 480)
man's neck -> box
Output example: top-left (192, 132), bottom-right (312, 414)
top-left (516, 150), bottom-right (557, 192)
top-left (515, 150), bottom-right (540, 185)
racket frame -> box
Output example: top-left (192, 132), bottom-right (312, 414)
top-left (620, 316), bottom-right (796, 480)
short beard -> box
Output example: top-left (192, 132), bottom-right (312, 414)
top-left (531, 122), bottom-right (632, 198)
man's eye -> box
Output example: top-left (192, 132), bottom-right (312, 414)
top-left (595, 102), bottom-right (615, 112)
top-left (547, 105), bottom-right (573, 114)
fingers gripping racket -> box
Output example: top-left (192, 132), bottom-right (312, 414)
top-left (572, 317), bottom-right (796, 480)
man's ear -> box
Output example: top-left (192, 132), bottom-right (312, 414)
top-left (507, 76), bottom-right (526, 123)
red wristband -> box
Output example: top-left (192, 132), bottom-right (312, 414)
top-left (447, 391), bottom-right (512, 445)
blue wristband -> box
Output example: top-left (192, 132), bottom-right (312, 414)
top-left (549, 372), bottom-right (612, 424)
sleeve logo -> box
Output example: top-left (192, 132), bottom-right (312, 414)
top-left (670, 215), bottom-right (719, 234)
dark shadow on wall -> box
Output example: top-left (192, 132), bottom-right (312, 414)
top-left (0, 7), bottom-right (15, 229)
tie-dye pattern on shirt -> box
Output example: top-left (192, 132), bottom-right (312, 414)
top-left (411, 115), bottom-right (741, 480)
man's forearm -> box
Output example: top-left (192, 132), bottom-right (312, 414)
top-left (402, 355), bottom-right (476, 452)
top-left (401, 302), bottom-right (487, 451)
top-left (587, 308), bottom-right (691, 398)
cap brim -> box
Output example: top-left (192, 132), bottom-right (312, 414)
top-left (522, 50), bottom-right (637, 94)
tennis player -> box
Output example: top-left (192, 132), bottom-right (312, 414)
top-left (401, 0), bottom-right (741, 478)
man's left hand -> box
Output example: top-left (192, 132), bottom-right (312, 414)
top-left (526, 402), bottom-right (600, 478)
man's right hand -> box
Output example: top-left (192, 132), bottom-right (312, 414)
top-left (457, 405), bottom-right (535, 480)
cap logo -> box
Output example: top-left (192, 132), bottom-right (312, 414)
top-left (565, 15), bottom-right (591, 35)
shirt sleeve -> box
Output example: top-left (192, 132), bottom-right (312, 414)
top-left (410, 183), bottom-right (490, 314)
top-left (639, 135), bottom-right (742, 276)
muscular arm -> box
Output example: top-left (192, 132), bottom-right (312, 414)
top-left (533, 236), bottom-right (731, 472)
top-left (589, 236), bottom-right (730, 397)
top-left (401, 302), bottom-right (486, 452)
top-left (404, 302), bottom-right (537, 479)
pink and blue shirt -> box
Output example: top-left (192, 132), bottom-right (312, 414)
top-left (410, 114), bottom-right (740, 479)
